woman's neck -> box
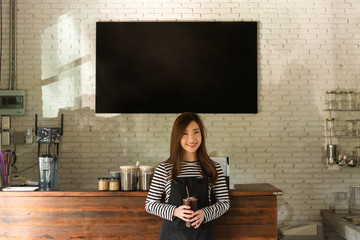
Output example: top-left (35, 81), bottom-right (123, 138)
top-left (183, 152), bottom-right (198, 162)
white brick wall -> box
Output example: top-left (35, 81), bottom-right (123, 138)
top-left (0, 0), bottom-right (359, 228)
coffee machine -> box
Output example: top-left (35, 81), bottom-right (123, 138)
top-left (35, 114), bottom-right (63, 191)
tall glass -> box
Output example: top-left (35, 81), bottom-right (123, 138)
top-left (183, 197), bottom-right (198, 227)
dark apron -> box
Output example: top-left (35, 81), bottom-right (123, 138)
top-left (158, 177), bottom-right (213, 240)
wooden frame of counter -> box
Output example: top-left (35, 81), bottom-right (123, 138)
top-left (0, 184), bottom-right (281, 240)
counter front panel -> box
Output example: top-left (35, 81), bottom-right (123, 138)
top-left (0, 184), bottom-right (281, 240)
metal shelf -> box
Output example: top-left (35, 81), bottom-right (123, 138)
top-left (324, 109), bottom-right (360, 112)
top-left (325, 136), bottom-right (360, 139)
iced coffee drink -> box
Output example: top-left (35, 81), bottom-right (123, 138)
top-left (183, 197), bottom-right (198, 227)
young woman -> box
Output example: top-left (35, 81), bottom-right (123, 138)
top-left (145, 112), bottom-right (230, 240)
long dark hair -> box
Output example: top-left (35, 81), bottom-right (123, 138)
top-left (165, 112), bottom-right (218, 186)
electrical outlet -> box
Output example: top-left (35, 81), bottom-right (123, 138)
top-left (1, 132), bottom-right (10, 145)
top-left (1, 116), bottom-right (10, 130)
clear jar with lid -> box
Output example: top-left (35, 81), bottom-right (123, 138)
top-left (120, 166), bottom-right (139, 191)
top-left (345, 91), bottom-right (355, 110)
top-left (326, 91), bottom-right (336, 110)
top-left (355, 119), bottom-right (360, 136)
top-left (109, 178), bottom-right (120, 191)
top-left (356, 91), bottom-right (360, 110)
top-left (98, 177), bottom-right (109, 191)
top-left (336, 91), bottom-right (344, 110)
top-left (139, 166), bottom-right (155, 191)
top-left (326, 117), bottom-right (335, 136)
top-left (346, 120), bottom-right (356, 136)
top-left (350, 186), bottom-right (360, 213)
top-left (356, 146), bottom-right (360, 159)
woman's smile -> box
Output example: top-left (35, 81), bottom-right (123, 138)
top-left (181, 121), bottom-right (202, 155)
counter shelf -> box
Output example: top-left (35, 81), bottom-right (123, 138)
top-left (0, 183), bottom-right (282, 240)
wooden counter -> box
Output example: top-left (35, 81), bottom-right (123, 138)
top-left (0, 184), bottom-right (282, 240)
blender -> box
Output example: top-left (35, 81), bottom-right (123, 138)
top-left (35, 114), bottom-right (63, 191)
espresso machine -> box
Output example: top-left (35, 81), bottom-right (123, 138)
top-left (35, 114), bottom-right (63, 191)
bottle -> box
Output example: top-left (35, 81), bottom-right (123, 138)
top-left (25, 128), bottom-right (33, 144)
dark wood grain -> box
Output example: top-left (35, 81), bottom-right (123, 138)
top-left (0, 184), bottom-right (279, 239)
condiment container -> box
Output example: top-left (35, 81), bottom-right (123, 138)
top-left (98, 177), bottom-right (109, 191)
top-left (139, 166), bottom-right (155, 191)
top-left (109, 178), bottom-right (120, 191)
top-left (119, 166), bottom-right (138, 191)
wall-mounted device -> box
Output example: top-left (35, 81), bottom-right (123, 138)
top-left (0, 90), bottom-right (25, 115)
top-left (1, 116), bottom-right (10, 130)
top-left (1, 132), bottom-right (10, 146)
top-left (96, 22), bottom-right (258, 114)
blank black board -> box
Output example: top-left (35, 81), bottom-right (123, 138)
top-left (96, 22), bottom-right (258, 114)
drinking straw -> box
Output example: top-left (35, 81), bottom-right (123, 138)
top-left (186, 186), bottom-right (189, 198)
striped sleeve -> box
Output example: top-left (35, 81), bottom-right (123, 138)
top-left (201, 162), bottom-right (230, 223)
top-left (145, 163), bottom-right (176, 221)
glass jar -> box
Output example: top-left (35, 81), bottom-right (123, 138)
top-left (120, 166), bottom-right (139, 191)
top-left (98, 177), bottom-right (109, 191)
top-left (139, 166), bottom-right (155, 191)
top-left (356, 91), bottom-right (360, 110)
top-left (345, 90), bottom-right (355, 110)
top-left (356, 146), bottom-right (360, 159)
top-left (326, 91), bottom-right (336, 110)
top-left (336, 91), bottom-right (344, 110)
top-left (109, 178), bottom-right (120, 191)
top-left (350, 186), bottom-right (360, 213)
top-left (355, 120), bottom-right (360, 136)
top-left (326, 117), bottom-right (335, 136)
top-left (334, 192), bottom-right (349, 213)
top-left (346, 120), bottom-right (356, 137)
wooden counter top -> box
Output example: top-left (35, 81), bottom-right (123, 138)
top-left (0, 183), bottom-right (282, 197)
top-left (0, 183), bottom-right (281, 239)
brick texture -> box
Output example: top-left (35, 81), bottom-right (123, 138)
top-left (0, 0), bottom-right (359, 228)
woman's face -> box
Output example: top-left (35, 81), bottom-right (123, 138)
top-left (180, 121), bottom-right (202, 154)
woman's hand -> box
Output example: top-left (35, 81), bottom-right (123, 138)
top-left (190, 209), bottom-right (205, 229)
top-left (173, 205), bottom-right (194, 222)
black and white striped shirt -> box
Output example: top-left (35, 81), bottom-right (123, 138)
top-left (145, 160), bottom-right (230, 222)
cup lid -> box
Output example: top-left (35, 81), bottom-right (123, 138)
top-left (120, 166), bottom-right (138, 171)
top-left (139, 165), bottom-right (154, 170)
